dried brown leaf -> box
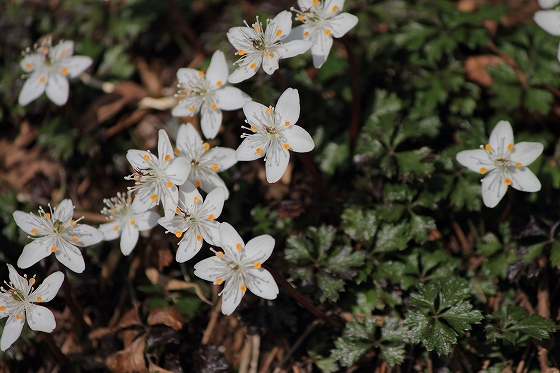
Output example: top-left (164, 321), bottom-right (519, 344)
top-left (464, 55), bottom-right (504, 86)
top-left (117, 305), bottom-right (143, 330)
top-left (105, 333), bottom-right (148, 373)
top-left (147, 307), bottom-right (184, 331)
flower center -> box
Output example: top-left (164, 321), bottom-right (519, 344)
top-left (494, 156), bottom-right (511, 168)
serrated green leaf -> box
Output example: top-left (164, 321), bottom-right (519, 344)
top-left (284, 235), bottom-right (313, 262)
top-left (394, 147), bottom-right (434, 182)
top-left (315, 357), bottom-right (338, 373)
top-left (331, 337), bottom-right (374, 367)
top-left (423, 320), bottom-right (457, 355)
top-left (341, 208), bottom-right (378, 243)
top-left (380, 345), bottom-right (407, 366)
top-left (404, 310), bottom-right (430, 343)
top-left (326, 246), bottom-right (365, 278)
top-left (316, 273), bottom-right (345, 302)
top-left (408, 213), bottom-right (436, 243)
top-left (374, 223), bottom-right (408, 253)
top-left (477, 232), bottom-right (502, 256)
top-left (449, 176), bottom-right (482, 211)
top-left (524, 88), bottom-right (553, 115)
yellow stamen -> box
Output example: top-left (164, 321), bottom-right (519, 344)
top-left (216, 80), bottom-right (223, 87)
top-left (208, 214), bottom-right (215, 221)
top-left (51, 246), bottom-right (57, 252)
top-left (283, 143), bottom-right (290, 150)
top-left (113, 225), bottom-right (119, 231)
top-left (304, 31), bottom-right (310, 37)
top-left (253, 261), bottom-right (261, 268)
top-left (504, 178), bottom-right (512, 185)
top-left (479, 167), bottom-right (487, 174)
top-left (297, 14), bottom-right (305, 21)
top-left (174, 148), bottom-right (181, 155)
top-left (71, 236), bottom-right (79, 242)
top-left (61, 67), bottom-right (69, 75)
top-left (70, 220), bottom-right (77, 227)
top-left (198, 71), bottom-right (205, 77)
top-left (126, 197), bottom-right (132, 204)
top-left (166, 181), bottom-right (173, 188)
top-left (250, 125), bottom-right (257, 131)
top-left (175, 230), bottom-right (183, 238)
top-left (266, 106), bottom-right (273, 114)
top-left (508, 144), bottom-right (514, 151)
top-left (36, 296), bottom-right (42, 302)
top-left (16, 314), bottom-right (23, 320)
top-left (0, 306), bottom-right (6, 311)
top-left (195, 180), bottom-right (201, 187)
top-left (164, 154), bottom-right (171, 162)
top-left (275, 30), bottom-right (282, 36)
top-left (325, 29), bottom-right (332, 36)
top-left (143, 154), bottom-right (150, 161)
top-left (256, 147), bottom-right (263, 155)
top-left (44, 213), bottom-right (51, 219)
top-left (211, 103), bottom-right (217, 110)
top-left (130, 220), bottom-right (136, 225)
top-left (312, 0), bottom-right (319, 4)
top-left (332, 5), bottom-right (339, 12)
top-left (250, 62), bottom-right (257, 69)
top-left (485, 144), bottom-right (492, 152)
top-left (188, 106), bottom-right (195, 112)
top-left (176, 207), bottom-right (181, 214)
top-left (151, 194), bottom-right (158, 202)
top-left (60, 50), bottom-right (68, 56)
top-left (285, 121), bottom-right (290, 126)
top-left (203, 143), bottom-right (210, 151)
top-left (39, 76), bottom-right (46, 83)
top-left (31, 228), bottom-right (38, 235)
top-left (196, 234), bottom-right (202, 241)
top-left (194, 196), bottom-right (200, 203)
top-left (236, 243), bottom-right (242, 251)
top-left (238, 49), bottom-right (246, 56)
top-left (240, 284), bottom-right (247, 292)
top-left (216, 251), bottom-right (224, 258)
top-left (182, 88), bottom-right (189, 94)
top-left (211, 164), bottom-right (219, 171)
top-left (216, 277), bottom-right (223, 285)
top-left (515, 162), bottom-right (522, 168)
top-left (268, 52), bottom-right (274, 57)
top-left (25, 63), bottom-right (33, 69)
top-left (29, 278), bottom-right (36, 286)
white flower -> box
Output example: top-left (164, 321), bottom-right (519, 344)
top-left (172, 50), bottom-right (251, 139)
top-left (158, 182), bottom-right (226, 263)
top-left (456, 120), bottom-right (544, 208)
top-left (98, 192), bottom-right (160, 256)
top-left (290, 0), bottom-right (358, 68)
top-left (534, 10), bottom-right (560, 61)
top-left (125, 129), bottom-right (191, 219)
top-left (175, 123), bottom-right (237, 199)
top-left (0, 264), bottom-right (64, 351)
top-left (538, 0), bottom-right (559, 9)
top-left (18, 37), bottom-right (92, 106)
top-left (226, 10), bottom-right (312, 84)
top-left (194, 222), bottom-right (279, 315)
top-left (236, 87), bottom-right (315, 183)
top-left (13, 199), bottom-right (103, 273)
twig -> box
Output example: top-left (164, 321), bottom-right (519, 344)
top-left (258, 346), bottom-right (280, 373)
top-left (201, 286), bottom-right (222, 345)
top-left (263, 264), bottom-right (331, 326)
top-left (273, 70), bottom-right (288, 91)
top-left (44, 333), bottom-right (70, 366)
top-left (57, 263), bottom-right (90, 332)
top-left (273, 320), bottom-right (320, 373)
top-left (451, 220), bottom-right (472, 255)
top-left (250, 334), bottom-right (261, 373)
top-left (239, 335), bottom-right (253, 373)
top-left (341, 36), bottom-right (361, 153)
top-left (536, 258), bottom-right (551, 372)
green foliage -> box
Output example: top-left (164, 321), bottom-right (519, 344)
top-left (486, 306), bottom-right (557, 345)
top-left (404, 278), bottom-right (483, 355)
top-left (285, 225), bottom-right (365, 302)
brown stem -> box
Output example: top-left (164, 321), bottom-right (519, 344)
top-left (341, 36), bottom-right (361, 153)
top-left (44, 333), bottom-right (70, 366)
top-left (57, 263), bottom-right (89, 332)
top-left (263, 264), bottom-right (331, 326)
top-left (273, 70), bottom-right (288, 91)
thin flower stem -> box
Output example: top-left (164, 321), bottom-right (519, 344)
top-left (341, 36), bottom-right (361, 153)
top-left (273, 70), bottom-right (288, 91)
top-left (263, 264), bottom-right (331, 326)
top-left (44, 333), bottom-right (70, 366)
top-left (57, 263), bottom-right (89, 332)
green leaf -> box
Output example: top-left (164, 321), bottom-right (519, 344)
top-left (341, 207), bottom-right (378, 244)
top-left (423, 320), bottom-right (457, 356)
top-left (394, 147), bottom-right (434, 182)
top-left (331, 334), bottom-right (374, 367)
top-left (550, 241), bottom-right (560, 269)
top-left (318, 140), bottom-right (350, 176)
top-left (408, 212), bottom-right (436, 243)
top-left (524, 88), bottom-right (553, 115)
top-left (486, 305), bottom-right (557, 345)
top-left (315, 357), bottom-right (338, 373)
top-left (449, 175), bottom-right (482, 211)
top-left (374, 223), bottom-right (409, 253)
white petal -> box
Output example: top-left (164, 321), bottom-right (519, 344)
top-left (534, 10), bottom-right (560, 36)
top-left (283, 125), bottom-right (315, 153)
top-left (158, 129), bottom-right (175, 166)
top-left (201, 221), bottom-right (222, 246)
top-left (55, 240), bottom-right (85, 273)
top-left (18, 72), bottom-right (47, 106)
top-left (131, 187), bottom-right (157, 214)
top-left (206, 147), bottom-right (238, 171)
top-left (51, 40), bottom-right (74, 61)
top-left (227, 26), bottom-right (257, 50)
top-left (298, 0), bottom-right (314, 9)
top-left (511, 142), bottom-right (544, 166)
top-left (243, 235), bottom-right (275, 263)
top-left (276, 88), bottom-right (300, 127)
top-left (243, 100), bottom-right (268, 121)
top-left (201, 105), bottom-right (223, 139)
top-left (1, 315), bottom-right (24, 351)
top-left (162, 185), bottom-right (179, 219)
top-left (455, 149), bottom-right (496, 173)
top-left (286, 25), bottom-right (306, 43)
top-left (311, 33), bottom-right (334, 68)
top-left (178, 180), bottom-right (202, 209)
top-left (45, 72), bottom-right (69, 106)
top-left (203, 187), bottom-right (226, 218)
top-left (176, 123), bottom-right (202, 154)
top-left (220, 275), bottom-right (244, 315)
top-left (481, 171), bottom-right (508, 208)
top-left (32, 272), bottom-right (64, 303)
top-left (265, 145), bottom-right (291, 183)
top-left (214, 86), bottom-right (251, 110)
top-left (177, 68), bottom-right (200, 83)
top-left (206, 50), bottom-right (229, 87)
top-left (194, 256), bottom-right (229, 281)
top-left (277, 40), bottom-right (312, 59)
top-left (510, 168), bottom-right (542, 192)
top-left (176, 230), bottom-right (202, 263)
top-left (7, 264), bottom-right (27, 291)
top-left (488, 120), bottom-right (514, 151)
top-left (63, 56), bottom-right (93, 78)
top-left (198, 173), bottom-right (230, 199)
top-left (172, 103), bottom-right (197, 117)
top-left (236, 136), bottom-right (267, 161)
top-left (120, 222), bottom-right (139, 255)
top-left (268, 11), bottom-right (293, 42)
top-left (134, 211), bottom-right (160, 230)
top-left (126, 149), bottom-right (153, 170)
top-left (165, 156), bottom-right (191, 185)
top-left (228, 64), bottom-right (259, 84)
top-left (26, 304), bottom-right (56, 333)
top-left (329, 13), bottom-right (359, 38)
top-left (262, 54), bottom-right (280, 75)
top-left (66, 224), bottom-right (103, 247)
top-left (327, 0), bottom-right (346, 14)
top-left (53, 199), bottom-right (74, 223)
top-left (17, 239), bottom-right (53, 269)
top-left (539, 0), bottom-right (560, 8)
top-left (246, 268), bottom-right (279, 300)
top-left (13, 211), bottom-right (47, 236)
top-left (99, 221), bottom-right (121, 241)
top-left (219, 222), bottom-right (244, 258)
top-left (20, 54), bottom-right (43, 73)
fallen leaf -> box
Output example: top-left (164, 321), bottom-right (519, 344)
top-left (464, 55), bottom-right (504, 86)
top-left (105, 333), bottom-right (148, 373)
top-left (147, 307), bottom-right (184, 331)
top-left (148, 361), bottom-right (175, 373)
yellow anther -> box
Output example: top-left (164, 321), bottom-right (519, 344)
top-left (31, 228), bottom-right (38, 235)
top-left (268, 52), bottom-right (274, 57)
top-left (113, 225), bottom-right (119, 231)
top-left (176, 207), bottom-right (181, 214)
top-left (208, 214), bottom-right (215, 221)
top-left (25, 63), bottom-right (33, 69)
top-left (297, 14), bottom-right (305, 21)
top-left (166, 181), bottom-right (173, 188)
top-left (325, 29), bottom-right (332, 36)
top-left (70, 220), bottom-right (77, 227)
top-left (240, 284), bottom-right (247, 292)
top-left (126, 197), bottom-right (132, 204)
top-left (61, 67), bottom-right (69, 75)
top-left (174, 148), bottom-right (181, 155)
top-left (60, 49), bottom-right (68, 56)
top-left (196, 234), bottom-right (202, 241)
top-left (36, 296), bottom-right (42, 302)
top-left (266, 106), bottom-right (273, 114)
top-left (216, 277), bottom-right (223, 285)
top-left (211, 164), bottom-right (219, 171)
top-left (236, 243), bottom-right (242, 251)
top-left (198, 71), bottom-right (205, 77)
top-left (143, 154), bottom-right (151, 161)
top-left (238, 49), bottom-right (246, 56)
top-left (39, 76), bottom-right (46, 83)
top-left (71, 236), bottom-right (79, 242)
top-left (285, 121), bottom-right (290, 126)
top-left (16, 314), bottom-right (23, 320)
top-left (283, 143), bottom-right (290, 150)
top-left (29, 278), bottom-right (36, 286)
top-left (188, 106), bottom-right (195, 112)
top-left (479, 167), bottom-right (487, 174)
top-left (0, 306), bottom-right (6, 311)
top-left (332, 5), bottom-right (339, 12)
top-left (216, 80), bottom-right (223, 87)
top-left (275, 30), bottom-right (282, 36)
top-left (130, 220), bottom-right (136, 225)
top-left (211, 103), bottom-right (217, 110)
top-left (304, 31), bottom-right (310, 37)
top-left (253, 25), bottom-right (259, 32)
top-left (164, 154), bottom-right (171, 162)
top-left (51, 246), bottom-right (57, 252)
top-left (194, 196), bottom-right (200, 203)
top-left (312, 0), bottom-right (319, 4)
top-left (485, 144), bottom-right (492, 152)
top-left (250, 62), bottom-right (257, 69)
top-left (504, 178), bottom-right (512, 185)
top-left (250, 125), bottom-right (257, 131)
top-left (216, 251), bottom-right (224, 258)
top-left (253, 261), bottom-right (261, 268)
top-left (45, 213), bottom-right (51, 219)
top-left (151, 194), bottom-right (158, 202)
top-left (182, 88), bottom-right (189, 94)
top-left (256, 147), bottom-right (263, 155)
top-left (515, 162), bottom-right (522, 168)
top-left (203, 143), bottom-right (210, 151)
top-left (196, 180), bottom-right (201, 187)
top-left (175, 230), bottom-right (183, 238)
